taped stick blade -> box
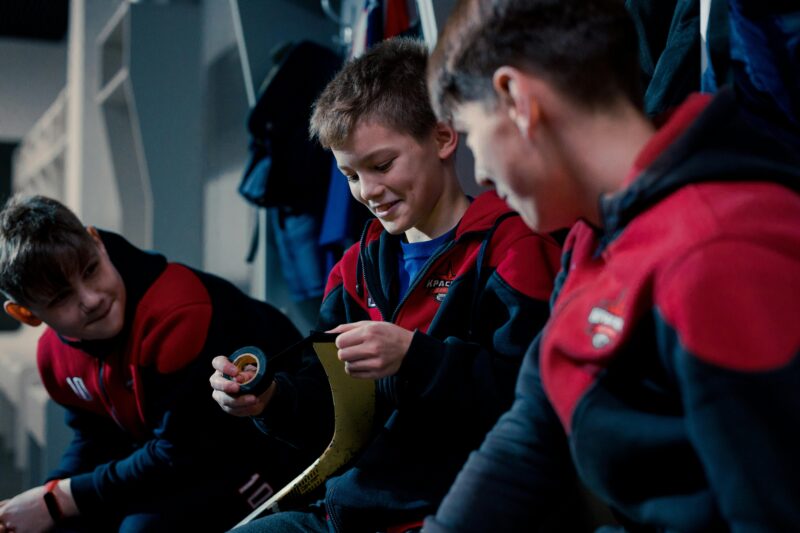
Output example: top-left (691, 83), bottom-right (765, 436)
top-left (235, 336), bottom-right (375, 526)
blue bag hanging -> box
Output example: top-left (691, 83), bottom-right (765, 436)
top-left (239, 137), bottom-right (273, 208)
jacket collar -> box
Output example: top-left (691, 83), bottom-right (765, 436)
top-left (355, 191), bottom-right (515, 313)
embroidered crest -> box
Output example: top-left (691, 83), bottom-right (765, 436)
top-left (66, 376), bottom-right (93, 401)
top-left (424, 263), bottom-right (457, 303)
top-left (587, 298), bottom-right (626, 349)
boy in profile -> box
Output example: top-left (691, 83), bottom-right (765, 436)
top-left (210, 38), bottom-right (564, 532)
top-left (0, 195), bottom-right (320, 532)
top-left (424, 0), bottom-right (800, 530)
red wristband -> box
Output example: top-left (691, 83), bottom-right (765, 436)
top-left (43, 479), bottom-right (64, 523)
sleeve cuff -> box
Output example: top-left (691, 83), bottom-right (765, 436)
top-left (68, 472), bottom-right (102, 515)
top-left (249, 373), bottom-right (296, 439)
top-left (398, 330), bottom-right (444, 396)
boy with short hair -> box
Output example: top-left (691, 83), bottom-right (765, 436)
top-left (424, 0), bottom-right (800, 531)
top-left (210, 37), bottom-right (563, 532)
top-left (0, 195), bottom-right (319, 532)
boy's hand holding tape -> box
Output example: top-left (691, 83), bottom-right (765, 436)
top-left (209, 321), bottom-right (412, 417)
top-left (210, 352), bottom-right (278, 417)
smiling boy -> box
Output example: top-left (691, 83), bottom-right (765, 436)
top-left (423, 0), bottom-right (800, 531)
top-left (0, 195), bottom-right (315, 532)
top-left (210, 37), bottom-right (563, 532)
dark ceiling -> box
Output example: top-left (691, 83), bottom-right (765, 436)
top-left (0, 0), bottom-right (69, 42)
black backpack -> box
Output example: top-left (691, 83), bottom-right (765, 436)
top-left (239, 40), bottom-right (343, 214)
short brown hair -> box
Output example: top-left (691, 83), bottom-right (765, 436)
top-left (309, 37), bottom-right (438, 149)
top-left (428, 0), bottom-right (642, 121)
top-left (0, 195), bottom-right (96, 306)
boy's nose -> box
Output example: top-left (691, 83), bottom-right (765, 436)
top-left (78, 287), bottom-right (103, 313)
top-left (359, 177), bottom-right (384, 203)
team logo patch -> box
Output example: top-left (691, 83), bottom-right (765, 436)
top-left (66, 376), bottom-right (93, 401)
top-left (587, 300), bottom-right (625, 349)
top-left (425, 263), bottom-right (457, 302)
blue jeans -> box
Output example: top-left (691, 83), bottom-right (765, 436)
top-left (229, 507), bottom-right (332, 533)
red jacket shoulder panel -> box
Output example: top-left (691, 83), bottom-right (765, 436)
top-left (129, 264), bottom-right (212, 373)
top-left (654, 182), bottom-right (800, 371)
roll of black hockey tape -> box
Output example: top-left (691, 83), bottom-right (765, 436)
top-left (226, 346), bottom-right (274, 397)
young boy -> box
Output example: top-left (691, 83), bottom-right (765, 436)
top-left (209, 38), bottom-right (563, 532)
top-left (424, 0), bottom-right (800, 531)
top-left (0, 196), bottom-right (322, 532)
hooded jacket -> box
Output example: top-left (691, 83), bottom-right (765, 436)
top-left (257, 191), bottom-right (562, 532)
top-left (37, 232), bottom-right (318, 530)
top-left (426, 88), bottom-right (800, 532)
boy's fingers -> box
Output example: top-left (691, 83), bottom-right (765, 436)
top-left (212, 389), bottom-right (256, 408)
top-left (342, 358), bottom-right (384, 379)
top-left (335, 326), bottom-right (373, 349)
top-left (337, 345), bottom-right (372, 363)
top-left (349, 356), bottom-right (385, 371)
top-left (209, 373), bottom-right (241, 395)
top-left (211, 355), bottom-right (237, 375)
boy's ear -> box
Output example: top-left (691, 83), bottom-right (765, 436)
top-left (433, 121), bottom-right (459, 160)
top-left (86, 226), bottom-right (108, 255)
top-left (4, 301), bottom-right (43, 327)
top-left (492, 66), bottom-right (540, 140)
top-left (86, 225), bottom-right (101, 244)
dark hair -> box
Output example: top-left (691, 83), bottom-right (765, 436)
top-left (428, 0), bottom-right (642, 120)
top-left (0, 195), bottom-right (96, 306)
top-left (309, 37), bottom-right (438, 149)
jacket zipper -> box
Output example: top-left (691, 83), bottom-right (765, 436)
top-left (355, 221), bottom-right (373, 298)
top-left (389, 240), bottom-right (456, 323)
top-left (97, 359), bottom-right (123, 429)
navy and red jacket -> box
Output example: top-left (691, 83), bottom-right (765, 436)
top-left (426, 88), bottom-right (800, 532)
top-left (255, 191), bottom-right (562, 532)
top-left (37, 231), bottom-right (319, 529)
